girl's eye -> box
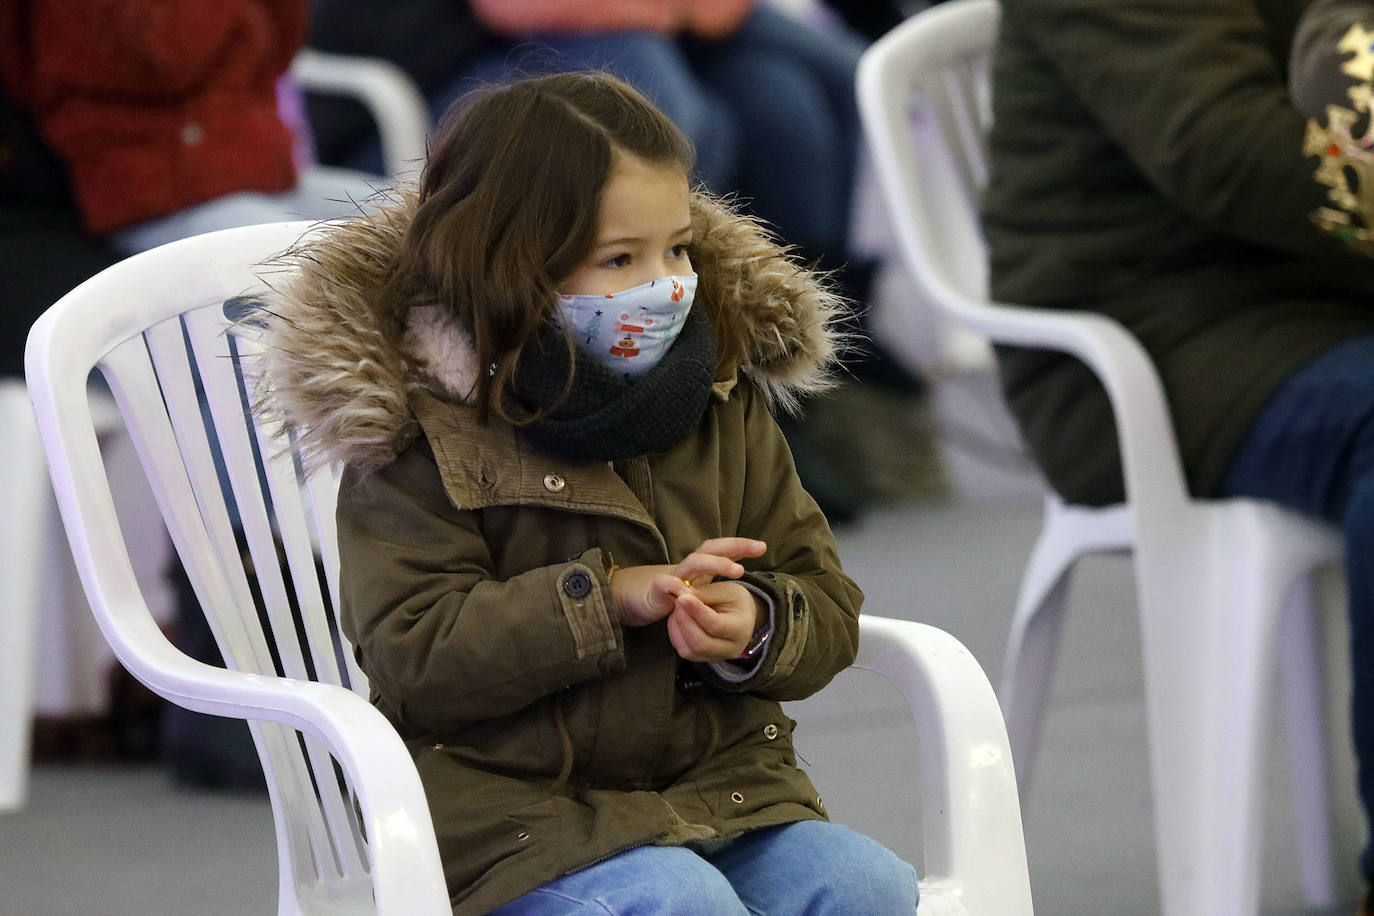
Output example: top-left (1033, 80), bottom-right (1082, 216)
top-left (602, 254), bottom-right (631, 269)
top-left (669, 244), bottom-right (690, 259)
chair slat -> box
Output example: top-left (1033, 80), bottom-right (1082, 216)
top-left (141, 313), bottom-right (279, 677)
top-left (305, 470), bottom-right (368, 694)
top-left (182, 308), bottom-right (311, 682)
top-left (209, 313), bottom-right (372, 879)
top-left (180, 305), bottom-right (355, 882)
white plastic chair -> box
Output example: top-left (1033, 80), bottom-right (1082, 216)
top-left (290, 49), bottom-right (430, 180)
top-left (0, 379), bottom-right (58, 811)
top-left (0, 378), bottom-right (128, 812)
top-left (857, 2), bottom-right (1350, 914)
top-left (24, 221), bottom-right (1033, 915)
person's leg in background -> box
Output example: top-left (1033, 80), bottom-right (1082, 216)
top-left (687, 4), bottom-right (866, 263)
top-left (684, 6), bottom-right (931, 523)
top-left (1217, 334), bottom-right (1374, 909)
top-left (689, 4), bottom-right (920, 390)
top-left (705, 820), bottom-right (919, 914)
top-left (432, 32), bottom-right (741, 194)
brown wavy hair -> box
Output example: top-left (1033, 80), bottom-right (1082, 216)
top-left (379, 71), bottom-right (696, 422)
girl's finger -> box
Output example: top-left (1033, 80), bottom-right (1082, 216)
top-left (695, 537), bottom-right (767, 561)
top-left (646, 573), bottom-right (690, 615)
top-left (675, 592), bottom-right (732, 639)
top-left (667, 606), bottom-right (733, 661)
top-left (666, 608), bottom-right (703, 659)
top-left (674, 552), bottom-right (745, 585)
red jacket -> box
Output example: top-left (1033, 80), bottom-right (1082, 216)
top-left (0, 1), bottom-right (306, 234)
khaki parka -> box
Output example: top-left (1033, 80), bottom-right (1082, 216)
top-left (253, 190), bottom-right (864, 914)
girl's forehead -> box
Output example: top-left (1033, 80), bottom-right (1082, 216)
top-left (595, 155), bottom-right (691, 237)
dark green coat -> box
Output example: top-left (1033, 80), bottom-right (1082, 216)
top-left (256, 192), bottom-right (862, 913)
top-left (983, 0), bottom-right (1374, 506)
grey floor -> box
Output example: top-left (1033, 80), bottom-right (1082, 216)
top-left (0, 424), bottom-right (1368, 914)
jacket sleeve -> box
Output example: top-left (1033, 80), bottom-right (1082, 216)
top-left (1001, 0), bottom-right (1365, 258)
top-left (24, 1), bottom-right (306, 98)
top-left (696, 383), bottom-right (864, 700)
top-left (336, 441), bottom-right (626, 735)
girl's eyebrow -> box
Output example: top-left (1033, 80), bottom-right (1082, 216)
top-left (596, 224), bottom-right (693, 249)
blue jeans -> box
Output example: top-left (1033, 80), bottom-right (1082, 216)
top-left (1217, 334), bottom-right (1374, 881)
top-left (487, 820), bottom-right (919, 915)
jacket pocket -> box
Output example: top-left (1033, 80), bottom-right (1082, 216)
top-left (692, 717), bottom-right (821, 820)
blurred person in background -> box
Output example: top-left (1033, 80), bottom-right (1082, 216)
top-left (0, 0), bottom-right (379, 258)
top-left (983, 0), bottom-right (1374, 907)
top-left (1, 0), bottom-right (383, 789)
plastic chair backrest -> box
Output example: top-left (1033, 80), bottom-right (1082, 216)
top-left (25, 221), bottom-right (447, 913)
top-left (858, 0), bottom-right (997, 314)
top-left (290, 49), bottom-right (430, 179)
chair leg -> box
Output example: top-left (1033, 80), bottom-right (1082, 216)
top-left (998, 499), bottom-right (1114, 798)
top-left (1137, 520), bottom-right (1299, 916)
top-left (1278, 575), bottom-right (1337, 909)
top-left (999, 552), bottom-right (1071, 800)
top-left (0, 384), bottom-right (49, 810)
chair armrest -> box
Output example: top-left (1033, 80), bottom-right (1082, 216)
top-left (951, 294), bottom-right (1190, 511)
top-left (103, 608), bottom-right (449, 913)
top-left (290, 49), bottom-right (429, 178)
top-left (855, 615), bottom-right (1033, 915)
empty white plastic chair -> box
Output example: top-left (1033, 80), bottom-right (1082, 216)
top-left (290, 49), bottom-right (430, 180)
top-left (858, 1), bottom-right (1350, 913)
top-left (0, 378), bottom-right (131, 812)
top-left (24, 221), bottom-right (1033, 915)
top-left (0, 379), bottom-right (57, 811)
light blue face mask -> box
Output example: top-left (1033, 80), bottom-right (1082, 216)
top-left (555, 274), bottom-right (697, 380)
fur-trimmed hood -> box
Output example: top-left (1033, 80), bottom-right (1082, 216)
top-left (250, 188), bottom-right (847, 472)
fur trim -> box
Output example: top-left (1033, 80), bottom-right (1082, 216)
top-left (247, 190), bottom-right (421, 473)
top-left (402, 305), bottom-right (482, 401)
top-left (249, 186), bottom-right (849, 471)
top-left (690, 193), bottom-right (847, 416)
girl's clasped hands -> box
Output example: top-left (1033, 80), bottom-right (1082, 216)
top-left (611, 537), bottom-right (768, 662)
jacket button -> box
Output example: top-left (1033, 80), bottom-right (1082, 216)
top-left (730, 791), bottom-right (744, 804)
top-left (763, 724), bottom-right (779, 740)
top-left (180, 122), bottom-right (205, 146)
top-left (431, 743), bottom-right (444, 751)
top-left (543, 473), bottom-right (566, 493)
top-left (562, 571), bottom-right (593, 598)
top-left (516, 831), bottom-right (531, 842)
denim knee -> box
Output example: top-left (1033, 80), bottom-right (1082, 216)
top-left (708, 821), bottom-right (919, 915)
top-left (491, 845), bottom-right (748, 916)
top-left (812, 826), bottom-right (920, 913)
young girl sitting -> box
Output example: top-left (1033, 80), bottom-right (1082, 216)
top-left (255, 71), bottom-right (918, 915)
